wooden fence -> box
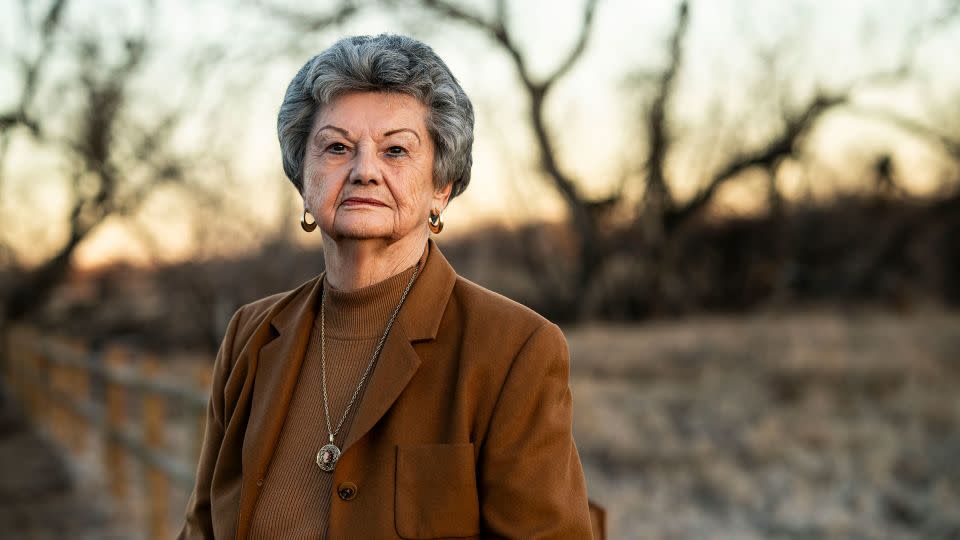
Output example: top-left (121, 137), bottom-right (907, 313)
top-left (3, 326), bottom-right (211, 539)
top-left (3, 325), bottom-right (608, 540)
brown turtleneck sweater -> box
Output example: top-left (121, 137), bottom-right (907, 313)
top-left (248, 248), bottom-right (426, 539)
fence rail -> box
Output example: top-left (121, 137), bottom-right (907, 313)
top-left (3, 325), bottom-right (607, 540)
top-left (3, 326), bottom-right (211, 540)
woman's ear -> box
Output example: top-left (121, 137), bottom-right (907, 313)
top-left (433, 182), bottom-right (453, 212)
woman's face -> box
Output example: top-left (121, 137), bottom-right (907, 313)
top-left (302, 91), bottom-right (450, 244)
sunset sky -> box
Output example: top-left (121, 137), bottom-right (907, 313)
top-left (1, 0), bottom-right (958, 269)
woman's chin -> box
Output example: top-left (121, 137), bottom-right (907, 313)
top-left (330, 221), bottom-right (394, 241)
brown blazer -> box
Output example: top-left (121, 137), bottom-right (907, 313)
top-left (178, 239), bottom-right (594, 539)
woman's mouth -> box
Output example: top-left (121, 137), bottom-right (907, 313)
top-left (342, 197), bottom-right (387, 207)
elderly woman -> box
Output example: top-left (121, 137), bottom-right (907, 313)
top-left (179, 34), bottom-right (595, 539)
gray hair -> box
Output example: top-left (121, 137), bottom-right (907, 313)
top-left (277, 34), bottom-right (474, 199)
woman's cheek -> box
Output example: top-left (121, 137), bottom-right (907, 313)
top-left (396, 190), bottom-right (421, 219)
top-left (303, 174), bottom-right (332, 220)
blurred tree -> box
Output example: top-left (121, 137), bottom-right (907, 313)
top-left (393, 0), bottom-right (854, 316)
top-left (0, 0), bottom-right (223, 325)
top-left (407, 0), bottom-right (612, 305)
top-left (261, 0), bottom-right (960, 318)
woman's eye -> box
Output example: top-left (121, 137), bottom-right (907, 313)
top-left (327, 143), bottom-right (347, 154)
top-left (386, 146), bottom-right (406, 156)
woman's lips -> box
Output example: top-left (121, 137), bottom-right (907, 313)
top-left (342, 197), bottom-right (387, 207)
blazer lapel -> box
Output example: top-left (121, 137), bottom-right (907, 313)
top-left (236, 274), bottom-right (323, 540)
top-left (342, 238), bottom-right (458, 452)
top-left (342, 324), bottom-right (421, 452)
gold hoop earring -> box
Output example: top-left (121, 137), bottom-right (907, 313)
top-left (301, 209), bottom-right (317, 232)
top-left (428, 209), bottom-right (444, 234)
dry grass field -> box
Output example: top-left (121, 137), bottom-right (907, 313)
top-left (567, 311), bottom-right (960, 539)
top-left (3, 311), bottom-right (958, 539)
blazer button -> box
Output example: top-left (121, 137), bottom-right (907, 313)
top-left (337, 482), bottom-right (358, 501)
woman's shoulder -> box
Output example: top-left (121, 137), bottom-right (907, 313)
top-left (447, 275), bottom-right (570, 391)
top-left (449, 274), bottom-right (561, 342)
top-left (239, 289), bottom-right (295, 319)
top-left (228, 275), bottom-right (322, 338)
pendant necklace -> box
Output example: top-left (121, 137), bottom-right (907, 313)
top-left (316, 259), bottom-right (421, 472)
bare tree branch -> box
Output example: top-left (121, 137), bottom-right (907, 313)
top-left (412, 0), bottom-right (599, 209)
top-left (260, 0), bottom-right (359, 32)
top-left (419, 0), bottom-right (492, 32)
top-left (669, 93), bottom-right (847, 227)
top-left (0, 0), bottom-right (68, 175)
top-left (417, 0), bottom-right (598, 93)
top-left (543, 0), bottom-right (599, 90)
top-left (493, 0), bottom-right (507, 30)
top-left (847, 105), bottom-right (960, 162)
top-left (0, 112), bottom-right (40, 133)
top-left (640, 0), bottom-right (689, 234)
top-left (393, 0), bottom-right (611, 312)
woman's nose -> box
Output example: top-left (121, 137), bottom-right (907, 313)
top-left (350, 144), bottom-right (381, 185)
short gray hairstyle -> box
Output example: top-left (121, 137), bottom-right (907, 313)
top-left (277, 34), bottom-right (474, 199)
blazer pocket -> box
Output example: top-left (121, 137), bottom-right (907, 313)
top-left (395, 443), bottom-right (480, 539)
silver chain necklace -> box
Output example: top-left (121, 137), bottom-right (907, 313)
top-left (315, 260), bottom-right (421, 472)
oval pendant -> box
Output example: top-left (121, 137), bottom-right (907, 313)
top-left (316, 443), bottom-right (341, 472)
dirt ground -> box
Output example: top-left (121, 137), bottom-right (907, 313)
top-left (568, 310), bottom-right (960, 539)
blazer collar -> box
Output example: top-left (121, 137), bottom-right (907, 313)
top-left (394, 238), bottom-right (457, 341)
top-left (236, 238), bottom-right (456, 540)
top-left (266, 237), bottom-right (456, 340)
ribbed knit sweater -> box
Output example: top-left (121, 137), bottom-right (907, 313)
top-left (248, 248), bottom-right (426, 539)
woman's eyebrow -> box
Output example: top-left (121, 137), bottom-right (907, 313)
top-left (383, 128), bottom-right (421, 142)
top-left (316, 125), bottom-right (352, 138)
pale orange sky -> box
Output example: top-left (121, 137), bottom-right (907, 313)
top-left (1, 0), bottom-right (957, 269)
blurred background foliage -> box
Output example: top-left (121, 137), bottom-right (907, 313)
top-left (1, 0), bottom-right (959, 347)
